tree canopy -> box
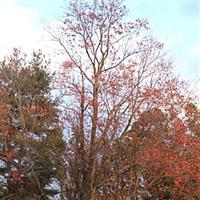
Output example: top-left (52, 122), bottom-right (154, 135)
top-left (0, 0), bottom-right (199, 199)
top-left (50, 0), bottom-right (200, 199)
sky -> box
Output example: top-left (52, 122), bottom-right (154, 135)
top-left (0, 0), bottom-right (199, 85)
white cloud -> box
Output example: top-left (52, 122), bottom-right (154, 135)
top-left (190, 45), bottom-right (200, 57)
top-left (0, 0), bottom-right (43, 56)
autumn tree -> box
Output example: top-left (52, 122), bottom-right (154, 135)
top-left (51, 0), bottom-right (167, 199)
top-left (86, 79), bottom-right (200, 199)
top-left (0, 49), bottom-right (65, 200)
top-left (117, 101), bottom-right (200, 199)
top-left (49, 0), bottom-right (200, 199)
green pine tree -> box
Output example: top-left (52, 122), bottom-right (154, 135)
top-left (0, 49), bottom-right (65, 200)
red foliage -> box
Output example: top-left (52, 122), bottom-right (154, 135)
top-left (63, 60), bottom-right (75, 68)
top-left (10, 170), bottom-right (22, 182)
top-left (6, 150), bottom-right (14, 162)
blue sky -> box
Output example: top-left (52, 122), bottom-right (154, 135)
top-left (126, 0), bottom-right (199, 81)
top-left (0, 0), bottom-right (199, 83)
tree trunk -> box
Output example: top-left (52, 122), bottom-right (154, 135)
top-left (80, 169), bottom-right (92, 200)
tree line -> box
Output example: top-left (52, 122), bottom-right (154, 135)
top-left (0, 0), bottom-right (199, 199)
